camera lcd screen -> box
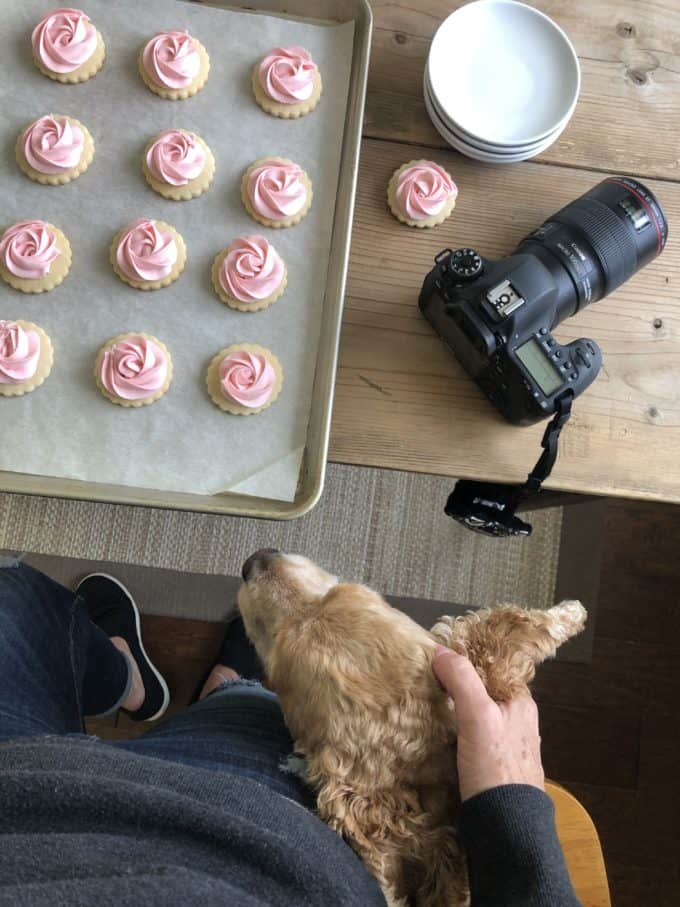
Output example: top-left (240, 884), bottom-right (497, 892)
top-left (515, 338), bottom-right (563, 396)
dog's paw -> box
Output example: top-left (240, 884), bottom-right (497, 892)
top-left (545, 600), bottom-right (587, 642)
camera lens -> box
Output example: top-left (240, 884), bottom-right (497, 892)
top-left (516, 177), bottom-right (668, 322)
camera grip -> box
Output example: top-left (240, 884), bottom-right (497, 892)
top-left (563, 338), bottom-right (602, 395)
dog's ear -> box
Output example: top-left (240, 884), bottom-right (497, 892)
top-left (430, 601), bottom-right (586, 701)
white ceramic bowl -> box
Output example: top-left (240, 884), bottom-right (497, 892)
top-left (424, 66), bottom-right (554, 154)
top-left (423, 83), bottom-right (564, 163)
top-left (428, 0), bottom-right (580, 146)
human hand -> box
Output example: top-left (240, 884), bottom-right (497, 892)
top-left (433, 645), bottom-right (545, 802)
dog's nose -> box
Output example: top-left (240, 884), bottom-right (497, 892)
top-left (241, 548), bottom-right (280, 581)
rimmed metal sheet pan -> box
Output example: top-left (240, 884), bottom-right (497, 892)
top-left (0, 0), bottom-right (372, 519)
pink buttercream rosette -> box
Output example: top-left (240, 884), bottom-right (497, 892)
top-left (96, 333), bottom-right (172, 407)
top-left (145, 130), bottom-right (206, 186)
top-left (32, 7), bottom-right (97, 73)
top-left (213, 235), bottom-right (287, 310)
top-left (0, 221), bottom-right (61, 280)
top-left (112, 218), bottom-right (185, 289)
top-left (242, 158), bottom-right (312, 227)
top-left (253, 46), bottom-right (321, 117)
top-left (207, 344), bottom-right (283, 414)
top-left (143, 31), bottom-right (199, 88)
top-left (220, 351), bottom-right (275, 408)
top-left (140, 30), bottom-right (209, 99)
top-left (0, 220), bottom-right (71, 293)
top-left (115, 219), bottom-right (177, 281)
top-left (388, 159), bottom-right (458, 227)
top-left (22, 116), bottom-right (84, 174)
top-left (0, 319), bottom-right (53, 396)
top-left (32, 7), bottom-right (104, 82)
top-left (0, 321), bottom-right (40, 385)
top-left (259, 46), bottom-right (316, 103)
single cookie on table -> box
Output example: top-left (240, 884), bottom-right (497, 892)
top-left (95, 333), bottom-right (173, 408)
top-left (206, 344), bottom-right (283, 415)
top-left (31, 7), bottom-right (106, 84)
top-left (387, 159), bottom-right (458, 228)
top-left (0, 320), bottom-right (54, 398)
top-left (212, 235), bottom-right (287, 312)
top-left (241, 157), bottom-right (312, 228)
top-left (142, 129), bottom-right (215, 200)
top-left (16, 114), bottom-right (95, 186)
top-left (0, 220), bottom-right (72, 294)
top-left (252, 46), bottom-right (322, 118)
top-left (110, 218), bottom-right (186, 291)
top-left (139, 30), bottom-right (210, 100)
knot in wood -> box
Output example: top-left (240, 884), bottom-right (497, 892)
top-left (627, 68), bottom-right (648, 86)
top-left (616, 22), bottom-right (636, 38)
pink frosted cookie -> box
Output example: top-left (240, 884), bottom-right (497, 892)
top-left (387, 159), bottom-right (458, 228)
top-left (212, 235), bottom-right (287, 312)
top-left (139, 30), bottom-right (210, 100)
top-left (110, 218), bottom-right (186, 290)
top-left (206, 343), bottom-right (283, 415)
top-left (143, 129), bottom-right (215, 200)
top-left (0, 220), bottom-right (72, 294)
top-left (252, 46), bottom-right (322, 118)
top-left (32, 7), bottom-right (106, 83)
top-left (0, 320), bottom-right (54, 397)
top-left (16, 114), bottom-right (95, 185)
top-left (241, 157), bottom-right (312, 228)
top-left (95, 333), bottom-right (173, 407)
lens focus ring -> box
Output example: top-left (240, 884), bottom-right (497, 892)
top-left (553, 197), bottom-right (637, 293)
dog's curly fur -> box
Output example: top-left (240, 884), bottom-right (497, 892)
top-left (238, 552), bottom-right (587, 906)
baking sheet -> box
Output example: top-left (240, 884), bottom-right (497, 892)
top-left (0, 0), bottom-right (354, 502)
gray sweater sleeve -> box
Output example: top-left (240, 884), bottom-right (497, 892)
top-left (460, 784), bottom-right (582, 907)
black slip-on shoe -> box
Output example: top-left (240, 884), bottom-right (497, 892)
top-left (76, 572), bottom-right (170, 722)
top-left (192, 613), bottom-right (265, 703)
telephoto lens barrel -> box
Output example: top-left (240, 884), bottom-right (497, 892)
top-left (516, 177), bottom-right (668, 323)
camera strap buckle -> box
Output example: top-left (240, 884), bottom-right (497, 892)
top-left (524, 392), bottom-right (573, 494)
top-left (445, 391), bottom-right (574, 537)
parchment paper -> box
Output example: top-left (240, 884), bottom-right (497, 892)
top-left (0, 0), bottom-right (354, 502)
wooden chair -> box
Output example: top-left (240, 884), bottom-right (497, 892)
top-left (547, 781), bottom-right (611, 907)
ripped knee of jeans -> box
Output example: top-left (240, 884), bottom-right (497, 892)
top-left (279, 753), bottom-right (309, 781)
top-left (213, 677), bottom-right (263, 694)
top-left (0, 555), bottom-right (22, 569)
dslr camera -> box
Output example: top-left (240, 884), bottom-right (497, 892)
top-left (419, 177), bottom-right (668, 425)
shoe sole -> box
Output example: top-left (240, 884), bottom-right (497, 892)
top-left (79, 572), bottom-right (170, 722)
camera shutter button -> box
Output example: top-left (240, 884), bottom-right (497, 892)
top-left (449, 248), bottom-right (483, 281)
top-left (576, 348), bottom-right (592, 368)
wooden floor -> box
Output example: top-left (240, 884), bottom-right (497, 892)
top-left (535, 499), bottom-right (680, 906)
top-left (89, 497), bottom-right (680, 906)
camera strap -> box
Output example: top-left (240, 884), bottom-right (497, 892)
top-left (523, 391), bottom-right (573, 494)
top-left (445, 391), bottom-right (574, 537)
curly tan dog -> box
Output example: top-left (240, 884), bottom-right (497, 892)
top-left (238, 549), bottom-right (586, 907)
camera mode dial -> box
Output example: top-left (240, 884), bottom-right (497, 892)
top-left (449, 248), bottom-right (483, 281)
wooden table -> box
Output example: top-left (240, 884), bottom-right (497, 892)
top-left (330, 0), bottom-right (680, 503)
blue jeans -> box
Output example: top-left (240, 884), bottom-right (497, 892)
top-left (0, 558), bottom-right (313, 806)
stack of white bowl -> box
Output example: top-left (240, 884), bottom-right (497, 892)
top-left (424, 0), bottom-right (581, 163)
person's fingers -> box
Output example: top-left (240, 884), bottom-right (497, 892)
top-left (433, 646), bottom-right (494, 726)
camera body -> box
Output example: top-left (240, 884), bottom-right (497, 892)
top-left (419, 177), bottom-right (667, 426)
top-left (419, 247), bottom-right (602, 425)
